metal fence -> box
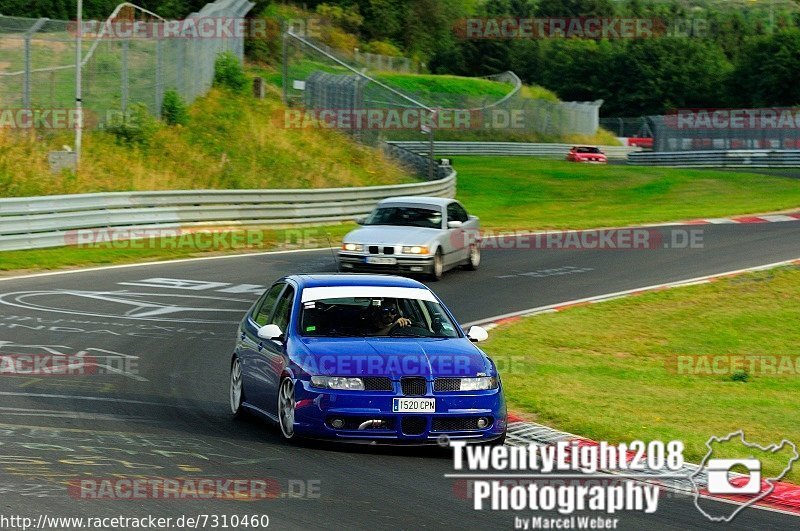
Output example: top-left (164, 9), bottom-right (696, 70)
top-left (388, 141), bottom-right (638, 160)
top-left (353, 49), bottom-right (419, 73)
top-left (648, 113), bottom-right (800, 152)
top-left (628, 150), bottom-right (800, 167)
top-left (0, 0), bottom-right (253, 127)
top-left (282, 29), bottom-right (602, 144)
top-left (0, 169), bottom-right (456, 251)
top-left (599, 117), bottom-right (652, 138)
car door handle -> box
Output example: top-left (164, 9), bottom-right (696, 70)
top-left (240, 333), bottom-right (246, 340)
top-left (257, 342), bottom-right (264, 351)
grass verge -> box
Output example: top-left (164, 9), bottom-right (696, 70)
top-left (0, 83), bottom-right (412, 197)
top-left (0, 224), bottom-right (354, 275)
top-left (483, 266), bottom-right (800, 482)
top-left (454, 157), bottom-right (800, 230)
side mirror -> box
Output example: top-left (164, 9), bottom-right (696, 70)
top-left (447, 220), bottom-right (463, 229)
top-left (355, 216), bottom-right (367, 225)
top-left (257, 324), bottom-right (283, 341)
top-left (467, 325), bottom-right (489, 343)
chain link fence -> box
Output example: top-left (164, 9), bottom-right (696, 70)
top-left (0, 0), bottom-right (253, 128)
top-left (648, 112), bottom-right (800, 152)
top-left (599, 117), bottom-right (652, 138)
top-left (282, 29), bottom-right (602, 145)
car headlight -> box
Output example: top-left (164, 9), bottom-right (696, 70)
top-left (458, 376), bottom-right (498, 391)
top-left (402, 245), bottom-right (429, 255)
top-left (342, 243), bottom-right (363, 252)
top-left (310, 376), bottom-right (365, 390)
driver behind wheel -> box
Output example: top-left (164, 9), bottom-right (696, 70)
top-left (365, 299), bottom-right (411, 335)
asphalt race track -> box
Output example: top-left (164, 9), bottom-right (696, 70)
top-left (0, 221), bottom-right (798, 530)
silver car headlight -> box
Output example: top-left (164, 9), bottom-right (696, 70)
top-left (342, 243), bottom-right (364, 252)
top-left (457, 376), bottom-right (498, 391)
top-left (310, 376), bottom-right (365, 390)
top-left (401, 245), bottom-right (430, 255)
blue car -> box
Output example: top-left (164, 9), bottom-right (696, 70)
top-left (229, 274), bottom-right (506, 444)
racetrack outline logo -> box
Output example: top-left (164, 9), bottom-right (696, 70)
top-left (690, 430), bottom-right (799, 522)
top-left (0, 289), bottom-right (249, 324)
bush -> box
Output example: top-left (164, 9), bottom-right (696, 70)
top-left (213, 52), bottom-right (249, 92)
top-left (105, 103), bottom-right (161, 147)
top-left (731, 369), bottom-right (750, 383)
top-left (161, 89), bottom-right (189, 126)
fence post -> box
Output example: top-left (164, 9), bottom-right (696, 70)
top-left (23, 35), bottom-right (31, 109)
top-left (121, 38), bottom-right (129, 115)
top-left (22, 18), bottom-right (48, 110)
top-left (282, 30), bottom-right (289, 105)
top-left (155, 31), bottom-right (164, 117)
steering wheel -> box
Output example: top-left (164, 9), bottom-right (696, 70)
top-left (388, 321), bottom-right (430, 336)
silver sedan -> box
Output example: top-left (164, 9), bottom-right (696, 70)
top-left (338, 196), bottom-right (481, 280)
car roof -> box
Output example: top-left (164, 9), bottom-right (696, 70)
top-left (377, 196), bottom-right (455, 208)
top-left (287, 274), bottom-right (428, 290)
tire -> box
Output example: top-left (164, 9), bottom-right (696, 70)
top-left (487, 431), bottom-right (507, 446)
top-left (229, 357), bottom-right (246, 419)
top-left (463, 243), bottom-right (480, 271)
top-left (277, 377), bottom-right (296, 440)
top-left (429, 249), bottom-right (444, 281)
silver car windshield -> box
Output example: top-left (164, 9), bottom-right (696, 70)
top-left (300, 297), bottom-right (460, 338)
top-left (363, 207), bottom-right (442, 229)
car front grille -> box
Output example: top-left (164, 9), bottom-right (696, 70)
top-left (401, 377), bottom-right (426, 396)
top-left (383, 246), bottom-right (394, 255)
top-left (368, 245), bottom-right (379, 254)
top-left (431, 417), bottom-right (493, 432)
top-left (401, 416), bottom-right (427, 435)
top-left (363, 377), bottom-right (392, 391)
top-left (433, 377), bottom-right (461, 392)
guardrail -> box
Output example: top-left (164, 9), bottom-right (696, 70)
top-left (0, 170), bottom-right (456, 251)
top-left (388, 141), bottom-right (639, 160)
top-left (628, 150), bottom-right (800, 167)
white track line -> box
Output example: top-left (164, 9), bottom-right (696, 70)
top-left (464, 257), bottom-right (800, 327)
top-left (0, 246), bottom-right (333, 283)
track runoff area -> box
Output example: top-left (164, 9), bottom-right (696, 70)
top-left (0, 217), bottom-right (798, 530)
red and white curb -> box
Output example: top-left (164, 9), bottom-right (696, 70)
top-left (466, 257), bottom-right (800, 329)
top-left (685, 213), bottom-right (800, 225)
top-left (505, 416), bottom-right (800, 517)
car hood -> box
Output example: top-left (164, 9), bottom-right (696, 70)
top-left (293, 336), bottom-right (491, 378)
top-left (343, 225), bottom-right (440, 246)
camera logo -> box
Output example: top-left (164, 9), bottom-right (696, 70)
top-left (691, 430), bottom-right (798, 522)
top-left (706, 458), bottom-right (761, 494)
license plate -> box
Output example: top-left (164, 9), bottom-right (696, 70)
top-left (393, 397), bottom-right (435, 413)
top-left (366, 256), bottom-right (397, 265)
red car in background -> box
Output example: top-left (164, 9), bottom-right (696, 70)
top-left (566, 145), bottom-right (608, 163)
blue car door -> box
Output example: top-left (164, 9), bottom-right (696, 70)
top-left (256, 284), bottom-right (295, 412)
top-left (241, 283), bottom-right (284, 412)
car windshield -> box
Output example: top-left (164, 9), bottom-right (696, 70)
top-left (363, 206), bottom-right (442, 229)
top-left (300, 297), bottom-right (460, 338)
top-left (576, 146), bottom-right (601, 153)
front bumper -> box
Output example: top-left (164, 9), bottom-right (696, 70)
top-left (338, 252), bottom-right (435, 275)
top-left (292, 380), bottom-right (507, 443)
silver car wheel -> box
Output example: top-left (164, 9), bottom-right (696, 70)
top-left (230, 358), bottom-right (243, 415)
top-left (278, 378), bottom-right (296, 439)
top-left (467, 243), bottom-right (480, 269)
